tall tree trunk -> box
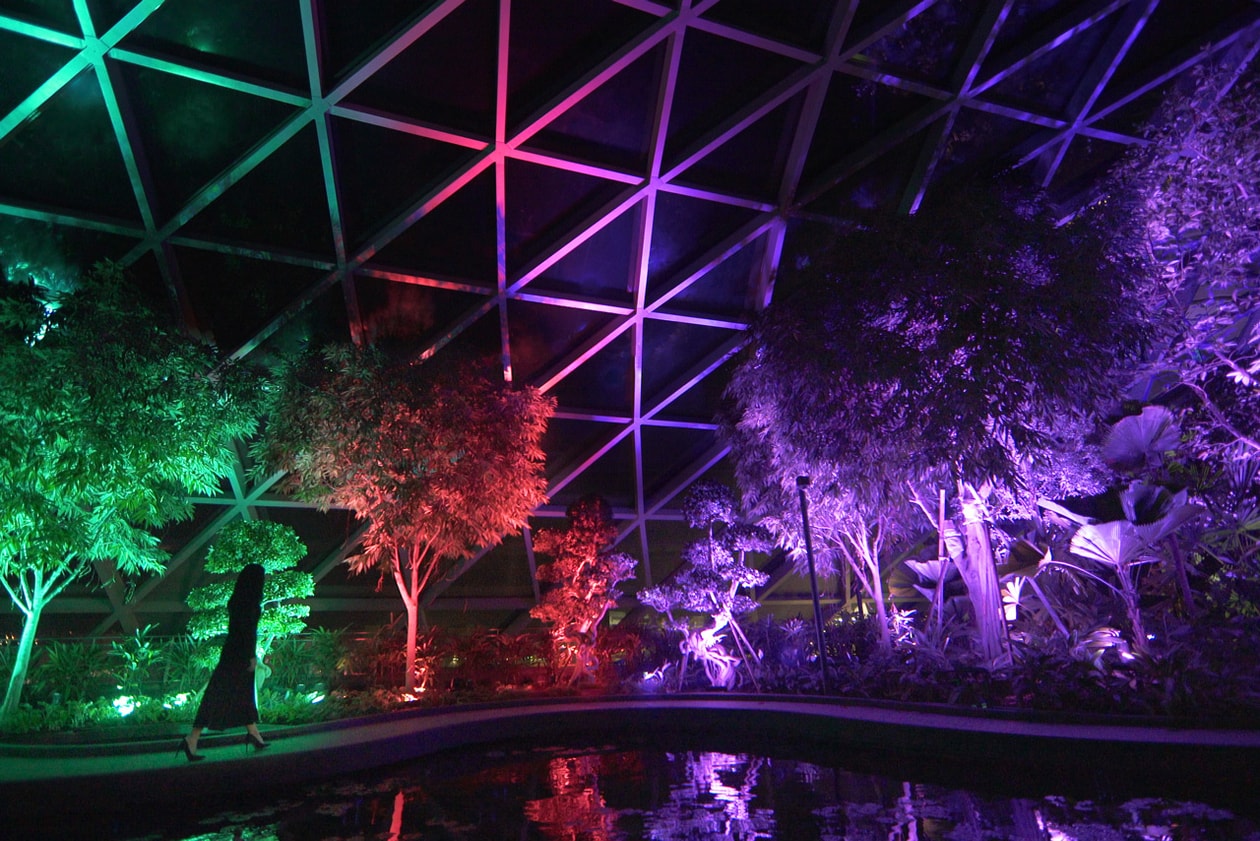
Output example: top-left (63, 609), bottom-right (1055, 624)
top-left (0, 569), bottom-right (59, 726)
top-left (957, 483), bottom-right (1009, 665)
top-left (390, 547), bottom-right (421, 695)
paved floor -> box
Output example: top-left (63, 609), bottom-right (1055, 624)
top-left (3, 696), bottom-right (1259, 832)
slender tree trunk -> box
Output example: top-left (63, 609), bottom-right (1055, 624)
top-left (0, 569), bottom-right (60, 726)
top-left (0, 601), bottom-right (42, 725)
top-left (390, 546), bottom-right (421, 695)
top-left (1119, 571), bottom-right (1149, 655)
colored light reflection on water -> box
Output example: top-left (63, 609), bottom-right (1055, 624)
top-left (116, 745), bottom-right (1255, 840)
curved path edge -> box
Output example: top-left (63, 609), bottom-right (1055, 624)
top-left (2, 694), bottom-right (1258, 824)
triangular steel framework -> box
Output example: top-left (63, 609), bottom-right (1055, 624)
top-left (1, 0), bottom-right (1257, 636)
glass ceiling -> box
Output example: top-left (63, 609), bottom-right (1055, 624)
top-left (2, 0), bottom-right (1258, 636)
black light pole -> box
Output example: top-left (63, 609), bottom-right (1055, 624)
top-left (796, 476), bottom-right (829, 694)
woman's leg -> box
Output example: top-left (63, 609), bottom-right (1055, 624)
top-left (185, 726), bottom-right (204, 752)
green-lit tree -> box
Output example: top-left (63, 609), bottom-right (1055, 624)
top-left (256, 344), bottom-right (554, 695)
top-left (0, 263), bottom-right (260, 724)
top-left (185, 519), bottom-right (314, 684)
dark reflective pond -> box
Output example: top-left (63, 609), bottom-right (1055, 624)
top-left (105, 743), bottom-right (1257, 841)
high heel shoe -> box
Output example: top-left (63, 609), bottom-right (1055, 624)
top-left (245, 732), bottom-right (270, 753)
top-left (176, 737), bottom-right (205, 762)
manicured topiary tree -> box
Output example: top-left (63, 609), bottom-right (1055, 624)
top-left (185, 519), bottom-right (314, 664)
top-left (639, 482), bottom-right (769, 689)
top-left (0, 262), bottom-right (260, 725)
top-left (530, 495), bottom-right (637, 686)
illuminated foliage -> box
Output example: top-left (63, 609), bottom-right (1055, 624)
top-left (0, 262), bottom-right (261, 724)
top-left (639, 483), bottom-right (769, 689)
top-left (185, 519), bottom-right (314, 653)
top-left (1108, 58), bottom-right (1260, 469)
top-left (725, 177), bottom-right (1158, 661)
top-left (257, 344), bottom-right (554, 694)
top-left (530, 496), bottom-right (637, 686)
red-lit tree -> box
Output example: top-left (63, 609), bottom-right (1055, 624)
top-left (530, 496), bottom-right (637, 686)
top-left (257, 345), bottom-right (554, 694)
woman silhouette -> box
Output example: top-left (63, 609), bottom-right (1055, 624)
top-left (178, 563), bottom-right (269, 760)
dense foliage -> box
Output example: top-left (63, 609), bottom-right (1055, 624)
top-left (0, 262), bottom-right (260, 724)
top-left (256, 344), bottom-right (554, 693)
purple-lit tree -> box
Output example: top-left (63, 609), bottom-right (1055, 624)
top-left (1108, 58), bottom-right (1260, 469)
top-left (725, 176), bottom-right (1158, 664)
top-left (1105, 58), bottom-right (1260, 619)
top-left (530, 495), bottom-right (637, 686)
top-left (0, 263), bottom-right (260, 724)
top-left (639, 482), bottom-right (770, 689)
top-left (256, 345), bottom-right (553, 695)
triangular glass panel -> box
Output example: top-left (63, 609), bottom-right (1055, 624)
top-left (329, 114), bottom-right (481, 253)
top-left (5, 1), bottom-right (78, 34)
top-left (85, 0), bottom-right (144, 36)
top-left (672, 93), bottom-right (803, 203)
top-left (665, 27), bottom-right (806, 162)
top-left (528, 200), bottom-right (641, 303)
top-left (701, 0), bottom-right (834, 53)
top-left (640, 425), bottom-right (721, 503)
top-left (984, 0), bottom-right (1081, 58)
top-left (641, 319), bottom-right (739, 409)
top-left (800, 133), bottom-right (920, 216)
top-left (340, 0), bottom-right (498, 136)
top-left (172, 245), bottom-right (328, 353)
top-left (119, 0), bottom-right (306, 89)
top-left (369, 165), bottom-right (497, 287)
top-left (0, 27), bottom-right (77, 114)
top-left (0, 69), bottom-right (140, 221)
top-left (654, 356), bottom-right (739, 423)
top-left (444, 537), bottom-right (534, 599)
top-left (507, 298), bottom-right (618, 387)
top-left (645, 191), bottom-right (759, 299)
top-left (319, 0), bottom-right (441, 90)
top-left (547, 329), bottom-right (634, 413)
top-left (508, 0), bottom-right (656, 129)
top-left (659, 232), bottom-right (765, 318)
top-left (802, 71), bottom-right (935, 187)
top-left (982, 18), bottom-right (1111, 115)
top-left (248, 284), bottom-right (353, 370)
top-left (933, 107), bottom-right (1043, 180)
top-left (114, 62), bottom-right (301, 223)
top-left (182, 124), bottom-right (335, 259)
top-left (522, 43), bottom-right (665, 174)
top-left (1112, 1), bottom-right (1250, 86)
top-left (548, 435), bottom-right (637, 512)
top-left (542, 417), bottom-right (627, 487)
top-left (504, 157), bottom-right (628, 276)
top-left (353, 274), bottom-right (493, 354)
top-left (855, 1), bottom-right (980, 86)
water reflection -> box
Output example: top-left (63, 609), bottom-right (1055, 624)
top-left (113, 746), bottom-right (1255, 840)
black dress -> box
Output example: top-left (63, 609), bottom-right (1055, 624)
top-left (193, 598), bottom-right (261, 729)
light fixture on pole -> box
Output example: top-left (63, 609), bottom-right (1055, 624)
top-left (796, 476), bottom-right (829, 694)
